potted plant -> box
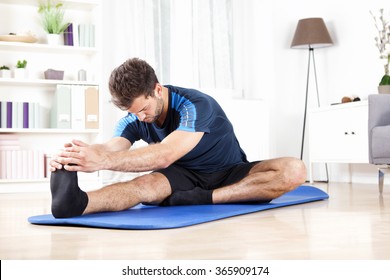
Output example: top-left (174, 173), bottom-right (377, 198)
top-left (14, 59), bottom-right (28, 79)
top-left (0, 65), bottom-right (11, 78)
top-left (371, 9), bottom-right (390, 93)
top-left (38, 0), bottom-right (70, 45)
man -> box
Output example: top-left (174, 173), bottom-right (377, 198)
top-left (50, 58), bottom-right (306, 218)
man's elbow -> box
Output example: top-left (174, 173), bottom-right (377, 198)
top-left (156, 156), bottom-right (175, 170)
top-left (155, 149), bottom-right (180, 169)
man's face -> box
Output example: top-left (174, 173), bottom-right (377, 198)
top-left (127, 90), bottom-right (163, 123)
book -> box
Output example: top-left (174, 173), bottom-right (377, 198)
top-left (28, 102), bottom-right (34, 129)
top-left (27, 102), bottom-right (40, 129)
top-left (23, 102), bottom-right (29, 128)
top-left (85, 86), bottom-right (99, 129)
top-left (0, 135), bottom-right (19, 179)
top-left (51, 85), bottom-right (71, 129)
top-left (17, 102), bottom-right (23, 128)
top-left (6, 102), bottom-right (12, 128)
top-left (33, 150), bottom-right (44, 179)
top-left (0, 101), bottom-right (38, 129)
top-left (0, 150), bottom-right (6, 178)
top-left (89, 24), bottom-right (95, 48)
top-left (12, 102), bottom-right (18, 128)
top-left (78, 24), bottom-right (86, 47)
top-left (71, 85), bottom-right (86, 130)
top-left (34, 102), bottom-right (40, 128)
top-left (72, 21), bottom-right (79, 47)
top-left (0, 102), bottom-right (4, 128)
top-left (63, 23), bottom-right (74, 46)
top-left (77, 24), bottom-right (95, 48)
top-left (0, 149), bottom-right (45, 179)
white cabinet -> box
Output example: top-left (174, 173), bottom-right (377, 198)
top-left (308, 101), bottom-right (368, 181)
top-left (0, 0), bottom-right (102, 192)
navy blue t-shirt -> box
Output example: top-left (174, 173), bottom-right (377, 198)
top-left (114, 85), bottom-right (248, 173)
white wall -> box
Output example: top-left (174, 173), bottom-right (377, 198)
top-left (235, 0), bottom-right (388, 183)
top-left (101, 0), bottom-right (389, 184)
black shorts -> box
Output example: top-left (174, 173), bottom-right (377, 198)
top-left (154, 161), bottom-right (260, 206)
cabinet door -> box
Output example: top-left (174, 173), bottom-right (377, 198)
top-left (342, 105), bottom-right (368, 162)
top-left (309, 104), bottom-right (368, 163)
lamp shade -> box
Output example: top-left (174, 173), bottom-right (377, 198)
top-left (291, 18), bottom-right (333, 49)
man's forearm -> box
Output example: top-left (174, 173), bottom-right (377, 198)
top-left (105, 143), bottom-right (175, 172)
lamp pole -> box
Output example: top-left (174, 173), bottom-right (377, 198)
top-left (300, 47), bottom-right (329, 181)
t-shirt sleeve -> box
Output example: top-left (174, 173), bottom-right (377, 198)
top-left (172, 93), bottom-right (213, 133)
top-left (113, 113), bottom-right (141, 144)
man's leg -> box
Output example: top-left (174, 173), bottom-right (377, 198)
top-left (50, 169), bottom-right (171, 218)
top-left (84, 173), bottom-right (171, 214)
top-left (212, 157), bottom-right (306, 203)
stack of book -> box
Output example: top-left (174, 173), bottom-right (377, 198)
top-left (0, 101), bottom-right (40, 129)
top-left (51, 84), bottom-right (99, 129)
top-left (0, 135), bottom-right (46, 180)
top-left (64, 23), bottom-right (95, 47)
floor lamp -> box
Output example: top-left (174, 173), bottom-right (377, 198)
top-left (291, 18), bottom-right (333, 180)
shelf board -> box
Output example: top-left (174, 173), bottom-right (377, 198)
top-left (0, 178), bottom-right (49, 184)
top-left (0, 0), bottom-right (100, 10)
top-left (0, 77), bottom-right (99, 87)
top-left (0, 41), bottom-right (98, 55)
top-left (0, 128), bottom-right (100, 134)
top-left (0, 176), bottom-right (102, 193)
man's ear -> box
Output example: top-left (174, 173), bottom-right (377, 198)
top-left (155, 83), bottom-right (163, 98)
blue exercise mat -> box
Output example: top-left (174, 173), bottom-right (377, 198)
top-left (28, 185), bottom-right (328, 230)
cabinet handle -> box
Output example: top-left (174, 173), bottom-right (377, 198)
top-left (344, 131), bottom-right (356, 135)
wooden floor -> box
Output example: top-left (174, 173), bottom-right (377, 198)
top-left (0, 182), bottom-right (389, 260)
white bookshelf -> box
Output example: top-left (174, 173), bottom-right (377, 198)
top-left (0, 77), bottom-right (99, 87)
top-left (0, 41), bottom-right (98, 54)
top-left (0, 128), bottom-right (100, 133)
top-left (0, 0), bottom-right (103, 192)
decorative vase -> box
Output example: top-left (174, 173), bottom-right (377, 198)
top-left (13, 68), bottom-right (27, 79)
top-left (44, 69), bottom-right (64, 80)
top-left (0, 69), bottom-right (11, 78)
top-left (378, 85), bottom-right (390, 94)
top-left (46, 34), bottom-right (63, 45)
top-left (78, 69), bottom-right (87, 81)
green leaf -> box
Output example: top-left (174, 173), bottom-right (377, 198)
top-left (379, 75), bottom-right (390, 85)
top-left (38, 0), bottom-right (68, 34)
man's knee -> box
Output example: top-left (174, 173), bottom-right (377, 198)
top-left (132, 173), bottom-right (171, 204)
top-left (281, 157), bottom-right (307, 190)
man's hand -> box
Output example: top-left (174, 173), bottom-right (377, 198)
top-left (62, 139), bottom-right (108, 172)
top-left (50, 139), bottom-right (108, 173)
top-left (49, 142), bottom-right (74, 172)
top-left (50, 137), bottom-right (131, 173)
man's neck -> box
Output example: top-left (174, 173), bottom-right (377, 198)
top-left (155, 86), bottom-right (169, 127)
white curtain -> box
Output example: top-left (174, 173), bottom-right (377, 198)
top-left (103, 0), bottom-right (234, 89)
top-left (101, 0), bottom-right (236, 183)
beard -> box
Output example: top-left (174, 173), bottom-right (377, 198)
top-left (144, 97), bottom-right (164, 123)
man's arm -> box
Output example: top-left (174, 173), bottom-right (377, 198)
top-left (50, 137), bottom-right (131, 171)
top-left (59, 130), bottom-right (204, 172)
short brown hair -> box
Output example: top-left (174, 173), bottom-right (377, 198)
top-left (109, 58), bottom-right (159, 110)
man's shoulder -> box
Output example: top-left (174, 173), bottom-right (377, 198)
top-left (166, 85), bottom-right (211, 97)
top-left (166, 85), bottom-right (215, 106)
